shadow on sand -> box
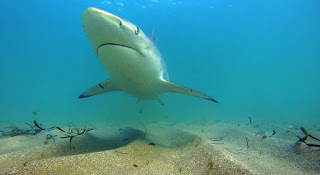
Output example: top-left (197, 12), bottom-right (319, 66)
top-left (50, 127), bottom-right (145, 157)
top-left (49, 126), bottom-right (198, 157)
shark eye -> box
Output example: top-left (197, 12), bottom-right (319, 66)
top-left (119, 20), bottom-right (122, 26)
top-left (135, 27), bottom-right (140, 35)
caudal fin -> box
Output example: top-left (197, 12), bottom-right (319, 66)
top-left (160, 80), bottom-right (219, 103)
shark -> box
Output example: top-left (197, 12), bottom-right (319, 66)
top-left (79, 7), bottom-right (218, 104)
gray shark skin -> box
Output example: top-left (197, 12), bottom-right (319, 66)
top-left (79, 7), bottom-right (218, 103)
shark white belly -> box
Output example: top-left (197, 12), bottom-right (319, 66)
top-left (99, 44), bottom-right (163, 99)
top-left (79, 7), bottom-right (218, 103)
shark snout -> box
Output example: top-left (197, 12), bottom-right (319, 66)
top-left (82, 7), bottom-right (122, 32)
top-left (82, 7), bottom-right (145, 56)
top-left (81, 7), bottom-right (124, 53)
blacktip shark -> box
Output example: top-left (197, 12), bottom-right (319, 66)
top-left (79, 7), bottom-right (218, 104)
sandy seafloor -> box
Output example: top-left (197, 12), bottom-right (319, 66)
top-left (0, 119), bottom-right (319, 175)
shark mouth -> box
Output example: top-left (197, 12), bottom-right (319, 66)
top-left (97, 43), bottom-right (142, 56)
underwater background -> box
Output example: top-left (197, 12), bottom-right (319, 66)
top-left (0, 0), bottom-right (319, 126)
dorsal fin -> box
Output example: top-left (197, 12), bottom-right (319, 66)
top-left (150, 26), bottom-right (157, 43)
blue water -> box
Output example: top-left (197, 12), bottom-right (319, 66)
top-left (0, 0), bottom-right (319, 125)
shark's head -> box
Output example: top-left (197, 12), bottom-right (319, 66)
top-left (81, 7), bottom-right (169, 80)
top-left (82, 7), bottom-right (149, 56)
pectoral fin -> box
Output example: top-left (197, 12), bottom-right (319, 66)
top-left (79, 79), bottom-right (121, 99)
top-left (160, 80), bottom-right (218, 103)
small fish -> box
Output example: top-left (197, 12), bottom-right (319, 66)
top-left (260, 135), bottom-right (268, 140)
top-left (148, 142), bottom-right (155, 146)
top-left (33, 120), bottom-right (45, 130)
top-left (56, 127), bottom-right (66, 133)
top-left (248, 117), bottom-right (252, 124)
top-left (271, 130), bottom-right (276, 136)
top-left (260, 130), bottom-right (276, 141)
top-left (133, 164), bottom-right (138, 167)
